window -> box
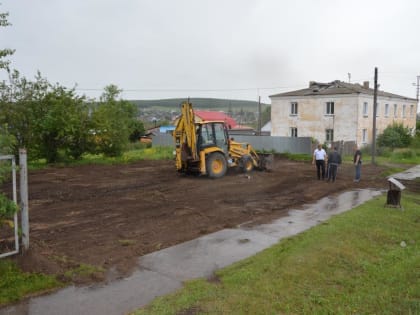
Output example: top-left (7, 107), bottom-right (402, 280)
top-left (326, 101), bottom-right (334, 115)
top-left (290, 127), bottom-right (298, 137)
top-left (363, 102), bottom-right (368, 116)
top-left (362, 129), bottom-right (368, 143)
top-left (394, 104), bottom-right (398, 118)
top-left (375, 103), bottom-right (379, 117)
top-left (410, 105), bottom-right (414, 117)
top-left (402, 105), bottom-right (406, 118)
top-left (385, 103), bottom-right (389, 117)
top-left (325, 129), bottom-right (334, 142)
top-left (290, 102), bottom-right (298, 115)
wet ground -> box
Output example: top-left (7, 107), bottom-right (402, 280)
top-left (0, 189), bottom-right (383, 315)
top-left (1, 157), bottom-right (389, 280)
top-left (0, 157), bottom-right (405, 313)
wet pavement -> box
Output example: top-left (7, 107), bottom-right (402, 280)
top-left (391, 165), bottom-right (420, 180)
top-left (0, 188), bottom-right (385, 315)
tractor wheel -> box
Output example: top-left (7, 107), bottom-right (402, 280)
top-left (206, 152), bottom-right (228, 178)
top-left (239, 155), bottom-right (254, 173)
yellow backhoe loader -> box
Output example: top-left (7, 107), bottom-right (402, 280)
top-left (173, 101), bottom-right (271, 178)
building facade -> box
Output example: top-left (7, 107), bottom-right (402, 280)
top-left (269, 80), bottom-right (418, 146)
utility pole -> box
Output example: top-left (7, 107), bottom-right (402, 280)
top-left (413, 75), bottom-right (420, 101)
top-left (371, 67), bottom-right (378, 165)
top-left (257, 95), bottom-right (262, 136)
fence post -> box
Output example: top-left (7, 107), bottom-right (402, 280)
top-left (19, 149), bottom-right (29, 250)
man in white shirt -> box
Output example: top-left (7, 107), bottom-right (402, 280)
top-left (312, 144), bottom-right (327, 180)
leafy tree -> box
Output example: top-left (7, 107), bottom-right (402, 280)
top-left (0, 8), bottom-right (15, 71)
top-left (91, 85), bottom-right (138, 156)
top-left (0, 7), bottom-right (18, 223)
top-left (101, 84), bottom-right (121, 102)
top-left (0, 124), bottom-right (16, 160)
top-left (377, 123), bottom-right (412, 149)
top-left (34, 85), bottom-right (91, 162)
top-left (1, 71), bottom-right (93, 162)
top-left (0, 70), bottom-right (49, 158)
top-left (129, 120), bottom-right (145, 142)
top-left (0, 125), bottom-right (16, 187)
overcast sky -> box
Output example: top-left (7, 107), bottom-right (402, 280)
top-left (1, 0), bottom-right (420, 106)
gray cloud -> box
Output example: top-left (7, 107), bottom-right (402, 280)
top-left (1, 0), bottom-right (420, 105)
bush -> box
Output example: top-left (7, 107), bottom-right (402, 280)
top-left (376, 146), bottom-right (392, 157)
top-left (0, 193), bottom-right (18, 222)
top-left (377, 123), bottom-right (412, 149)
top-left (393, 148), bottom-right (417, 160)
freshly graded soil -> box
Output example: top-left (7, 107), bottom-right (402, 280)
top-left (1, 157), bottom-right (387, 283)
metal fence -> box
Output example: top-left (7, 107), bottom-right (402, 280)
top-left (152, 134), bottom-right (312, 154)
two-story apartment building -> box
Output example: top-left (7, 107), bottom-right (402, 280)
top-left (269, 80), bottom-right (417, 146)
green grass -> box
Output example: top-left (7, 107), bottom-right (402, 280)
top-left (63, 263), bottom-right (105, 281)
top-left (365, 147), bottom-right (420, 165)
top-left (134, 192), bottom-right (420, 315)
top-left (28, 146), bottom-right (174, 169)
top-left (0, 260), bottom-right (61, 305)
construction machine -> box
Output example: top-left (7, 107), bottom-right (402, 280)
top-left (173, 101), bottom-right (271, 178)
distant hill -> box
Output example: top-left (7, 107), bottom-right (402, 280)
top-left (129, 97), bottom-right (269, 111)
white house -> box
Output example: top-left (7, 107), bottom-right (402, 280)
top-left (269, 80), bottom-right (418, 146)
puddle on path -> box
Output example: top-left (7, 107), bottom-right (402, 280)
top-left (0, 189), bottom-right (382, 315)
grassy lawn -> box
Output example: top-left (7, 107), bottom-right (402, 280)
top-left (0, 260), bottom-right (60, 305)
top-left (134, 192), bottom-right (420, 315)
top-left (28, 145), bottom-right (174, 169)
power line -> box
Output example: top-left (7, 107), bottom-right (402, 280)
top-left (75, 84), bottom-right (307, 93)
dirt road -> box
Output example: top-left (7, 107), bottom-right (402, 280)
top-left (2, 157), bottom-right (387, 283)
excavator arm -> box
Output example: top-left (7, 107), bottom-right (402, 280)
top-left (173, 102), bottom-right (198, 172)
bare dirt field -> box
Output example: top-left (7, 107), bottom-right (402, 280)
top-left (2, 157), bottom-right (389, 283)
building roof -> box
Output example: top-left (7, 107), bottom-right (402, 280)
top-left (270, 80), bottom-right (417, 101)
top-left (194, 110), bottom-right (237, 129)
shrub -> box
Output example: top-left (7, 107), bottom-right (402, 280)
top-left (377, 123), bottom-right (412, 149)
top-left (376, 146), bottom-right (392, 157)
top-left (393, 149), bottom-right (416, 160)
top-left (0, 193), bottom-right (18, 223)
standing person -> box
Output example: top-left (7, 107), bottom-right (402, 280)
top-left (353, 145), bottom-right (362, 182)
top-left (327, 146), bottom-right (342, 182)
top-left (312, 144), bottom-right (327, 180)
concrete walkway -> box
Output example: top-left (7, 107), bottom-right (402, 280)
top-left (1, 188), bottom-right (387, 315)
top-left (391, 164), bottom-right (420, 180)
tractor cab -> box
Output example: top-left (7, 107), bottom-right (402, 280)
top-left (196, 121), bottom-right (229, 156)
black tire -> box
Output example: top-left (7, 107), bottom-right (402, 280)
top-left (239, 155), bottom-right (254, 173)
top-left (206, 152), bottom-right (228, 178)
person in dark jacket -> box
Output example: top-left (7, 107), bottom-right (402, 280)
top-left (326, 147), bottom-right (342, 182)
top-left (353, 145), bottom-right (362, 182)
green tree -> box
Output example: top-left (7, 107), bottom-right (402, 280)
top-left (0, 71), bottom-right (49, 158)
top-left (0, 6), bottom-right (18, 223)
top-left (0, 7), bottom-right (15, 71)
top-left (91, 85), bottom-right (138, 156)
top-left (377, 123), bottom-right (412, 149)
top-left (34, 85), bottom-right (91, 162)
top-left (128, 120), bottom-right (145, 142)
top-left (1, 71), bottom-right (92, 162)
